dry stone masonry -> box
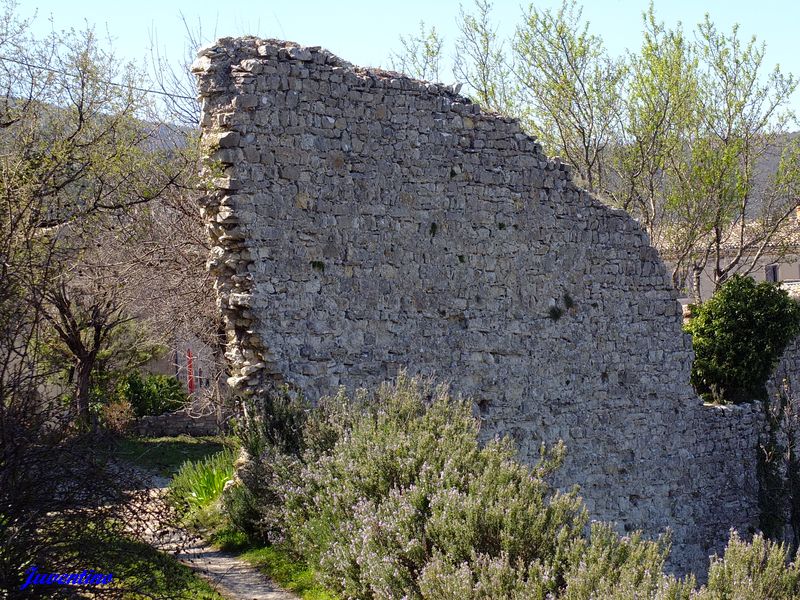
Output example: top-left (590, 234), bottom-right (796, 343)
top-left (132, 409), bottom-right (221, 438)
top-left (193, 37), bottom-right (763, 576)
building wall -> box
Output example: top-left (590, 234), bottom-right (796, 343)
top-left (193, 37), bottom-right (764, 575)
top-left (670, 252), bottom-right (800, 304)
top-left (146, 330), bottom-right (217, 396)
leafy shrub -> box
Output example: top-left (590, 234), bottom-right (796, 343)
top-left (221, 373), bottom-right (800, 599)
top-left (169, 448), bottom-right (235, 517)
top-left (223, 447), bottom-right (302, 543)
top-left (116, 371), bottom-right (187, 417)
top-left (235, 386), bottom-right (309, 457)
top-left (221, 478), bottom-right (259, 538)
top-left (100, 398), bottom-right (135, 433)
top-left (222, 387), bottom-right (309, 541)
top-left (280, 375), bottom-right (677, 599)
top-left (685, 275), bottom-right (800, 403)
top-left (696, 531), bottom-right (800, 599)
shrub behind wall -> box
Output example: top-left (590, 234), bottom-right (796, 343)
top-left (685, 275), bottom-right (800, 404)
top-left (116, 372), bottom-right (187, 417)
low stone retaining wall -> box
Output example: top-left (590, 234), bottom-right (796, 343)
top-left (133, 409), bottom-right (227, 437)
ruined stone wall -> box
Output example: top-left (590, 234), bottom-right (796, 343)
top-left (767, 337), bottom-right (800, 545)
top-left (193, 37), bottom-right (763, 575)
top-left (771, 337), bottom-right (800, 396)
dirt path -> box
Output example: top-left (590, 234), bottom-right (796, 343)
top-left (124, 470), bottom-right (299, 600)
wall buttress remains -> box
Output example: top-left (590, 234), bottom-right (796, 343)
top-left (193, 37), bottom-right (763, 576)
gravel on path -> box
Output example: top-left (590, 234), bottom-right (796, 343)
top-left (123, 468), bottom-right (299, 600)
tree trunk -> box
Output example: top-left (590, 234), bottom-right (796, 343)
top-left (691, 267), bottom-right (703, 305)
top-left (74, 358), bottom-right (92, 430)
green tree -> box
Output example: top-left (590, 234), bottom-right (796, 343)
top-left (685, 274), bottom-right (800, 403)
top-left (393, 3), bottom-right (800, 302)
top-left (454, 0), bottom-right (516, 115)
top-left (668, 16), bottom-right (799, 301)
top-left (391, 21), bottom-right (445, 82)
top-left (610, 6), bottom-right (699, 253)
top-left (513, 0), bottom-right (626, 193)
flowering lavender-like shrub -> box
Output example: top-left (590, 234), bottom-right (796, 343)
top-left (280, 374), bottom-right (681, 599)
top-left (699, 531), bottom-right (800, 599)
top-left (224, 373), bottom-right (800, 599)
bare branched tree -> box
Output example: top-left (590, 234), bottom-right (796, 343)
top-left (0, 2), bottom-right (214, 595)
top-left (391, 21), bottom-right (445, 82)
top-left (454, 0), bottom-right (517, 116)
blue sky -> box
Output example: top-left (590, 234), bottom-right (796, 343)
top-left (20, 0), bottom-right (800, 111)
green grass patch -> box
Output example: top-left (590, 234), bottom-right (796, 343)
top-left (208, 526), bottom-right (251, 552)
top-left (112, 435), bottom-right (230, 477)
top-left (240, 545), bottom-right (338, 600)
top-left (169, 448), bottom-right (235, 517)
top-left (36, 519), bottom-right (226, 599)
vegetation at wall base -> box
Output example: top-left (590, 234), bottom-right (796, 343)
top-left (126, 373), bottom-right (800, 599)
top-left (685, 275), bottom-right (800, 404)
top-left (168, 447), bottom-right (235, 518)
top-left (704, 532), bottom-right (800, 598)
top-left (159, 434), bottom-right (337, 600)
top-left (211, 373), bottom-right (796, 599)
top-left (112, 435), bottom-right (228, 477)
